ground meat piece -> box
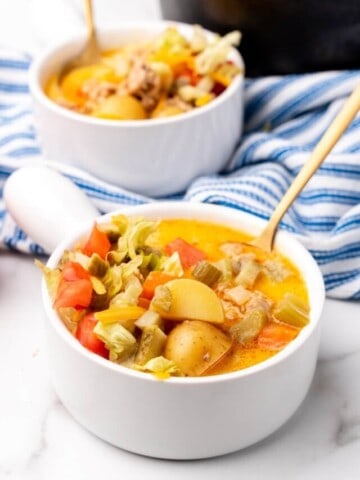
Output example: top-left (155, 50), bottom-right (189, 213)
top-left (81, 80), bottom-right (118, 103)
top-left (118, 59), bottom-right (162, 111)
top-left (246, 291), bottom-right (273, 319)
top-left (221, 299), bottom-right (242, 322)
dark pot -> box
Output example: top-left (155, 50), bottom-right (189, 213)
top-left (160, 0), bottom-right (360, 76)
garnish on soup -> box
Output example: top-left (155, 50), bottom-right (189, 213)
top-left (38, 216), bottom-right (310, 379)
top-left (45, 26), bottom-right (242, 120)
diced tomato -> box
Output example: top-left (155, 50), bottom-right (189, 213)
top-left (257, 322), bottom-right (299, 351)
top-left (62, 261), bottom-right (90, 281)
top-left (76, 313), bottom-right (109, 358)
top-left (54, 278), bottom-right (93, 309)
top-left (138, 296), bottom-right (151, 309)
top-left (173, 64), bottom-right (199, 86)
top-left (212, 82), bottom-right (226, 96)
top-left (141, 271), bottom-right (176, 300)
top-left (82, 223), bottom-right (111, 259)
top-left (165, 238), bottom-right (206, 270)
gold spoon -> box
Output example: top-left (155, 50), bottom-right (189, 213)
top-left (251, 83), bottom-right (360, 253)
top-left (58, 0), bottom-right (101, 83)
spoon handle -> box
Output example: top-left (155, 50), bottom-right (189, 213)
top-left (84, 0), bottom-right (96, 38)
top-left (253, 83), bottom-right (360, 252)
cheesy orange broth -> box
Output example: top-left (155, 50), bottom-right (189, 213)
top-left (148, 219), bottom-right (308, 375)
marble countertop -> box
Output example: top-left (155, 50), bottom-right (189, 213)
top-left (1, 1), bottom-right (360, 478)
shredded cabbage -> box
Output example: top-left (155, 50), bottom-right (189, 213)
top-left (94, 322), bottom-right (137, 363)
top-left (158, 252), bottom-right (183, 277)
top-left (35, 260), bottom-right (61, 300)
top-left (110, 275), bottom-right (143, 307)
top-left (134, 356), bottom-right (181, 379)
top-left (195, 30), bottom-right (241, 75)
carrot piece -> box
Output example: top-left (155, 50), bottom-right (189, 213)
top-left (138, 296), bottom-right (151, 309)
top-left (141, 271), bottom-right (175, 300)
top-left (82, 224), bottom-right (111, 259)
top-left (165, 238), bottom-right (206, 270)
top-left (257, 322), bottom-right (300, 351)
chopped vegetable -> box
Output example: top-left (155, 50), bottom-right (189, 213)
top-left (35, 260), bottom-right (61, 300)
top-left (229, 307), bottom-right (267, 344)
top-left (82, 224), bottom-right (111, 259)
top-left (157, 252), bottom-right (184, 277)
top-left (134, 356), bottom-right (181, 379)
top-left (76, 313), bottom-right (109, 358)
top-left (164, 238), bottom-right (206, 269)
top-left (137, 296), bottom-right (151, 309)
top-left (235, 259), bottom-right (261, 289)
top-left (58, 307), bottom-right (85, 334)
top-left (135, 310), bottom-right (163, 330)
top-left (257, 322), bottom-right (300, 351)
top-left (195, 31), bottom-right (241, 75)
top-left (213, 258), bottom-right (232, 282)
top-left (93, 321), bottom-right (137, 363)
top-left (151, 278), bottom-right (224, 324)
top-left (141, 271), bottom-right (175, 299)
top-left (87, 254), bottom-right (108, 277)
top-left (192, 261), bottom-right (222, 287)
top-left (93, 94), bottom-right (146, 120)
top-left (94, 305), bottom-right (146, 326)
top-left (135, 326), bottom-right (167, 365)
top-left (274, 293), bottom-right (310, 327)
top-left (61, 261), bottom-right (90, 281)
top-left (150, 285), bottom-right (172, 313)
top-left (90, 276), bottom-right (106, 295)
top-left (165, 320), bottom-right (232, 376)
top-left (110, 275), bottom-right (142, 307)
top-left (54, 262), bottom-right (93, 309)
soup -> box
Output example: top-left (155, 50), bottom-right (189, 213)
top-left (45, 25), bottom-right (241, 120)
top-left (39, 216), bottom-right (310, 378)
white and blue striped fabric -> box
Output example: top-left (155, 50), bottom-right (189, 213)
top-left (1, 48), bottom-right (360, 299)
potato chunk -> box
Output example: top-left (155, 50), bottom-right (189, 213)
top-left (165, 320), bottom-right (232, 376)
top-left (151, 278), bottom-right (224, 324)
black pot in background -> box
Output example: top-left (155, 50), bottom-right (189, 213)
top-left (160, 0), bottom-right (360, 77)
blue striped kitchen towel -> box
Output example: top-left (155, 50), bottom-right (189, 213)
top-left (1, 48), bottom-right (360, 299)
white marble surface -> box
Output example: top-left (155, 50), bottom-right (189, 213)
top-left (1, 1), bottom-right (360, 478)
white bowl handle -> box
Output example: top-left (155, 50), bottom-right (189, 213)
top-left (4, 166), bottom-right (99, 253)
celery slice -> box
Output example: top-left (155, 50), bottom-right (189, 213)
top-left (230, 307), bottom-right (267, 344)
top-left (192, 261), bottom-right (222, 287)
top-left (135, 310), bottom-right (164, 330)
top-left (274, 293), bottom-right (310, 328)
top-left (151, 285), bottom-right (172, 313)
top-left (88, 254), bottom-right (108, 277)
top-left (135, 326), bottom-right (167, 366)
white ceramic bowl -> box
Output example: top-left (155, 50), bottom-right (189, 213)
top-left (29, 22), bottom-right (244, 197)
top-left (4, 168), bottom-right (325, 460)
